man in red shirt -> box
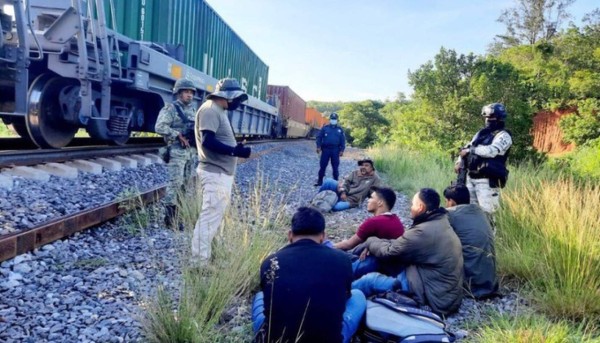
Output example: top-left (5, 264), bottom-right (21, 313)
top-left (335, 187), bottom-right (404, 251)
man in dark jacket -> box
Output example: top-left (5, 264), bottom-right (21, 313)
top-left (315, 112), bottom-right (346, 186)
top-left (444, 184), bottom-right (499, 299)
top-left (352, 188), bottom-right (464, 315)
top-left (252, 207), bottom-right (366, 343)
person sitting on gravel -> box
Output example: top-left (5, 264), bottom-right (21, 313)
top-left (316, 158), bottom-right (382, 212)
top-left (351, 188), bottom-right (464, 316)
top-left (252, 207), bottom-right (366, 343)
top-left (444, 184), bottom-right (499, 299)
top-left (335, 187), bottom-right (405, 251)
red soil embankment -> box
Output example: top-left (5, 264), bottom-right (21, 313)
top-left (532, 109), bottom-right (576, 155)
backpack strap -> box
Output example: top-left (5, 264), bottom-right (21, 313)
top-left (172, 101), bottom-right (192, 123)
top-left (373, 298), bottom-right (444, 325)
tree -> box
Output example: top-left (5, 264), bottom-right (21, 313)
top-left (560, 98), bottom-right (600, 145)
top-left (402, 47), bottom-right (533, 159)
top-left (496, 0), bottom-right (575, 46)
top-left (582, 7), bottom-right (600, 27)
top-left (306, 101), bottom-right (347, 115)
top-left (338, 101), bottom-right (387, 148)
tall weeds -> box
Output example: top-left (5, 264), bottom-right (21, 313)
top-left (369, 146), bottom-right (454, 195)
top-left (496, 172), bottom-right (600, 320)
top-left (471, 313), bottom-right (599, 343)
top-left (143, 172), bottom-right (288, 343)
top-left (371, 145), bottom-right (600, 330)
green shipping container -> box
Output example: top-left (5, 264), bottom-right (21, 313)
top-left (105, 0), bottom-right (269, 100)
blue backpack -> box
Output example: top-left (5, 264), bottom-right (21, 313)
top-left (361, 297), bottom-right (456, 343)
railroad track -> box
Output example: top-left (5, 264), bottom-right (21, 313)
top-left (0, 137), bottom-right (308, 168)
top-left (0, 136), bottom-right (165, 151)
top-left (0, 143), bottom-right (164, 168)
top-left (0, 185), bottom-right (165, 262)
top-left (0, 139), bottom-right (302, 262)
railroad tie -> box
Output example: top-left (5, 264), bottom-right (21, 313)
top-left (0, 173), bottom-right (13, 189)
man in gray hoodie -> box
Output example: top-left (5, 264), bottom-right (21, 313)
top-left (352, 188), bottom-right (463, 315)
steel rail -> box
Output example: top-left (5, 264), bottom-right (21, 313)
top-left (0, 144), bottom-right (164, 168)
top-left (0, 138), bottom-right (309, 168)
top-left (0, 185), bottom-right (166, 262)
top-left (0, 137), bottom-right (165, 150)
top-left (0, 138), bottom-right (303, 262)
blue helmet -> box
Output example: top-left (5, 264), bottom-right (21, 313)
top-left (330, 112), bottom-right (339, 120)
top-left (481, 103), bottom-right (507, 121)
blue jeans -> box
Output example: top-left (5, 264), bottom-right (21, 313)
top-left (322, 240), bottom-right (335, 248)
top-left (351, 256), bottom-right (410, 296)
top-left (352, 271), bottom-right (410, 297)
top-left (352, 255), bottom-right (379, 279)
top-left (252, 289), bottom-right (367, 343)
top-left (318, 178), bottom-right (351, 211)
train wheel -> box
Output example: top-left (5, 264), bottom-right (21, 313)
top-left (27, 74), bottom-right (78, 148)
top-left (7, 118), bottom-right (31, 139)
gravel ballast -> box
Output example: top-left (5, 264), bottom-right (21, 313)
top-left (0, 141), bottom-right (526, 342)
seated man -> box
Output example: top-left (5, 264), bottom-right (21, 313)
top-left (444, 184), bottom-right (499, 299)
top-left (335, 187), bottom-right (405, 251)
top-left (352, 188), bottom-right (464, 315)
top-left (317, 158), bottom-right (382, 212)
top-left (252, 207), bottom-right (366, 343)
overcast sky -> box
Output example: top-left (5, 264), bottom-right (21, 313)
top-left (206, 0), bottom-right (598, 102)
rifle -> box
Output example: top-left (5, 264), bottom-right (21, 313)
top-left (173, 101), bottom-right (196, 148)
top-left (454, 146), bottom-right (470, 186)
top-left (455, 155), bottom-right (468, 186)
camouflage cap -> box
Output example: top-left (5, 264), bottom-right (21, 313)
top-left (173, 78), bottom-right (196, 94)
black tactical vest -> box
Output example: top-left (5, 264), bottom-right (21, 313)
top-left (467, 129), bottom-right (511, 182)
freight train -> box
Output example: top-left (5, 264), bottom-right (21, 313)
top-left (0, 0), bottom-right (323, 148)
top-left (267, 85), bottom-right (326, 139)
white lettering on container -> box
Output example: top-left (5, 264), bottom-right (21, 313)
top-left (140, 0), bottom-right (146, 40)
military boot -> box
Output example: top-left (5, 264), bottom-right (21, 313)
top-left (164, 204), bottom-right (178, 229)
top-left (314, 177), bottom-right (323, 187)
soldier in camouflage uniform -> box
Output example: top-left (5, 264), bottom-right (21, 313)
top-left (155, 78), bottom-right (199, 228)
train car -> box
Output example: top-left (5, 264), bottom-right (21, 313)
top-left (267, 85), bottom-right (310, 138)
top-left (0, 0), bottom-right (277, 148)
top-left (105, 0), bottom-right (269, 101)
top-left (285, 120), bottom-right (311, 138)
top-left (305, 107), bottom-right (326, 138)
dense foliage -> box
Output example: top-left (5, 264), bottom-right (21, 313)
top-left (313, 2), bottom-right (599, 176)
top-left (306, 101), bottom-right (347, 115)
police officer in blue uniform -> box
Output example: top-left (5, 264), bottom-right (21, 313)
top-left (315, 112), bottom-right (346, 186)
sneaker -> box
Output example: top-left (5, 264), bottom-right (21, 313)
top-left (314, 181), bottom-right (323, 187)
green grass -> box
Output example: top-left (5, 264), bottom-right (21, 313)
top-left (469, 313), bottom-right (599, 343)
top-left (496, 172), bottom-right (600, 321)
top-left (369, 146), bottom-right (455, 195)
top-left (0, 123), bottom-right (17, 137)
top-left (73, 257), bottom-right (108, 270)
top-left (371, 144), bottom-right (600, 337)
top-left (142, 174), bottom-right (288, 343)
top-left (141, 146), bottom-right (600, 341)
top-left (116, 188), bottom-right (162, 235)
